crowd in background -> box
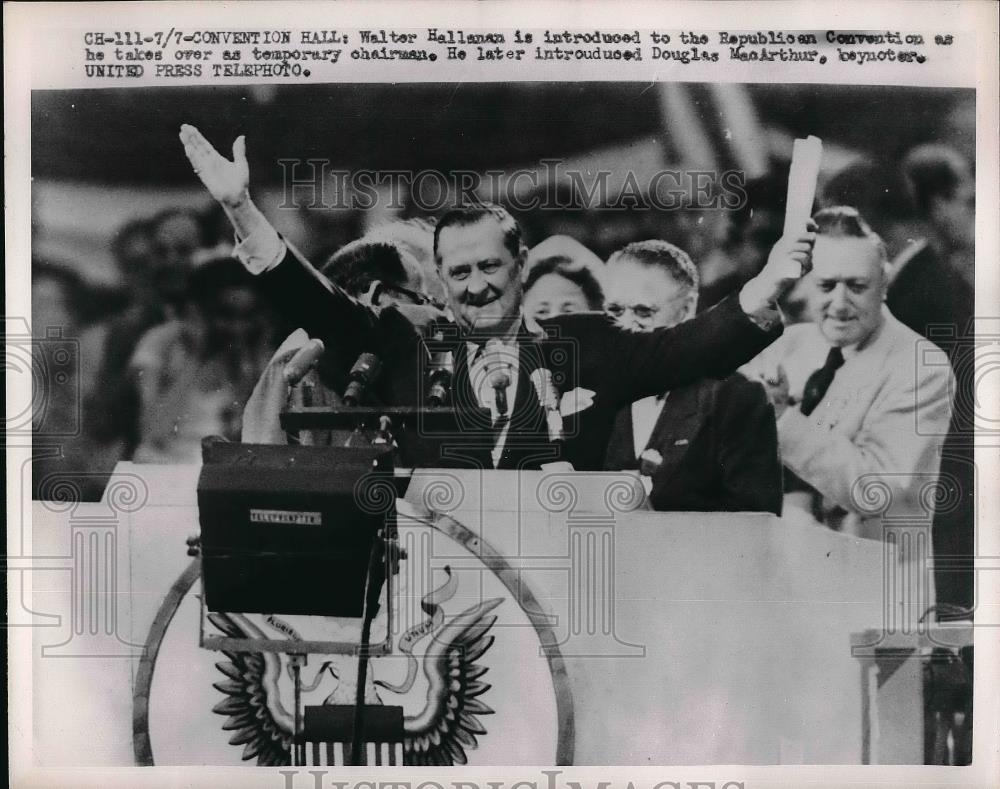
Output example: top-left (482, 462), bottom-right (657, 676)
top-left (30, 85), bottom-right (976, 630)
top-left (32, 205), bottom-right (282, 498)
top-left (31, 135), bottom-right (974, 488)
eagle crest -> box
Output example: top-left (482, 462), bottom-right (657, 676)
top-left (208, 611), bottom-right (294, 765)
top-left (209, 592), bottom-right (502, 766)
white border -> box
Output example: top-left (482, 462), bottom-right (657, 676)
top-left (6, 2), bottom-right (999, 788)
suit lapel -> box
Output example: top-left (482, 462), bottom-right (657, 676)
top-left (496, 322), bottom-right (554, 469)
top-left (429, 337), bottom-right (490, 469)
top-left (510, 330), bottom-right (546, 431)
top-left (645, 383), bottom-right (707, 480)
top-left (604, 407), bottom-right (638, 470)
top-left (451, 340), bottom-right (478, 412)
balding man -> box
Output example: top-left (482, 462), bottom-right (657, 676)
top-left (745, 206), bottom-right (955, 622)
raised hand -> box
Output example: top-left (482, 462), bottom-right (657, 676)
top-left (179, 124), bottom-right (249, 207)
top-left (741, 220), bottom-right (817, 316)
top-left (759, 227), bottom-right (817, 300)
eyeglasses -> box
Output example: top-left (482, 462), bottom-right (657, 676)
top-left (604, 303), bottom-right (661, 321)
top-left (373, 283), bottom-right (447, 311)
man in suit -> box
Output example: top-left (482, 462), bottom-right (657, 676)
top-left (241, 235), bottom-right (441, 444)
top-left (179, 124), bottom-right (815, 471)
top-left (602, 240), bottom-right (782, 514)
top-left (744, 206), bottom-right (955, 623)
top-left (888, 144), bottom-right (974, 342)
top-left (886, 145), bottom-right (976, 612)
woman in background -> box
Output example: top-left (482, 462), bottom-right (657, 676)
top-left (522, 254), bottom-right (605, 320)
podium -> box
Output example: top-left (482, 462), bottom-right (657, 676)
top-left (29, 463), bottom-right (896, 766)
top-left (403, 469), bottom-right (888, 764)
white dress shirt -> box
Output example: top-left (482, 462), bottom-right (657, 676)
top-left (630, 393), bottom-right (668, 458)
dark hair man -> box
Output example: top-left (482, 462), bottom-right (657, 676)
top-left (901, 144), bottom-right (975, 254)
top-left (602, 240), bottom-right (782, 514)
top-left (241, 237), bottom-right (437, 444)
top-left (889, 144), bottom-right (975, 339)
top-left (180, 125), bottom-right (815, 471)
top-left (885, 144), bottom-right (976, 612)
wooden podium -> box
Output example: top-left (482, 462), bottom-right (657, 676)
top-left (29, 463), bottom-right (892, 766)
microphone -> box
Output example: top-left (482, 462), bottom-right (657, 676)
top-left (372, 414), bottom-right (396, 451)
top-left (282, 338), bottom-right (326, 387)
top-left (483, 339), bottom-right (511, 417)
top-left (343, 352), bottom-right (382, 406)
top-left (530, 367), bottom-right (564, 442)
top-left (426, 350), bottom-right (454, 407)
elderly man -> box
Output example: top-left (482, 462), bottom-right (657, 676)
top-left (602, 239), bottom-right (782, 514)
top-left (180, 125), bottom-right (814, 471)
top-left (744, 206), bottom-right (955, 621)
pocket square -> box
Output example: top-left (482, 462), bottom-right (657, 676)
top-left (559, 387), bottom-right (595, 417)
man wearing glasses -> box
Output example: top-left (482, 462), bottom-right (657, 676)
top-left (241, 235), bottom-right (445, 444)
top-left (602, 240), bottom-right (782, 513)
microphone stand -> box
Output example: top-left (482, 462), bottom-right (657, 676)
top-left (348, 527), bottom-right (390, 765)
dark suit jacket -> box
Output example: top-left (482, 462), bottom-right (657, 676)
top-left (887, 241), bottom-right (975, 609)
top-left (603, 375), bottom-right (782, 514)
top-left (261, 246), bottom-right (782, 471)
top-left (887, 242), bottom-right (974, 350)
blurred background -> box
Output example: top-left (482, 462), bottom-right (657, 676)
top-left (29, 81), bottom-right (975, 498)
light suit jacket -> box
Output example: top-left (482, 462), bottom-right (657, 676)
top-left (743, 308), bottom-right (955, 540)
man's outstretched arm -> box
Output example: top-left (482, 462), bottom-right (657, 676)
top-left (585, 226), bottom-right (817, 403)
top-left (179, 125), bottom-right (267, 251)
top-left (178, 124), bottom-right (377, 361)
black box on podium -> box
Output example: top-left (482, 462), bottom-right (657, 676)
top-left (196, 438), bottom-right (396, 618)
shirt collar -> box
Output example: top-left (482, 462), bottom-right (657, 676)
top-left (465, 312), bottom-right (526, 352)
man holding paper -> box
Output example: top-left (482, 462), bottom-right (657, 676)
top-left (179, 124), bottom-right (816, 470)
top-left (743, 206), bottom-right (954, 626)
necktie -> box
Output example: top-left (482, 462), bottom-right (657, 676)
top-left (799, 347), bottom-right (845, 416)
top-left (467, 342), bottom-right (512, 467)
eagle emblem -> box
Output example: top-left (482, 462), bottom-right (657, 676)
top-left (208, 567), bottom-right (502, 766)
